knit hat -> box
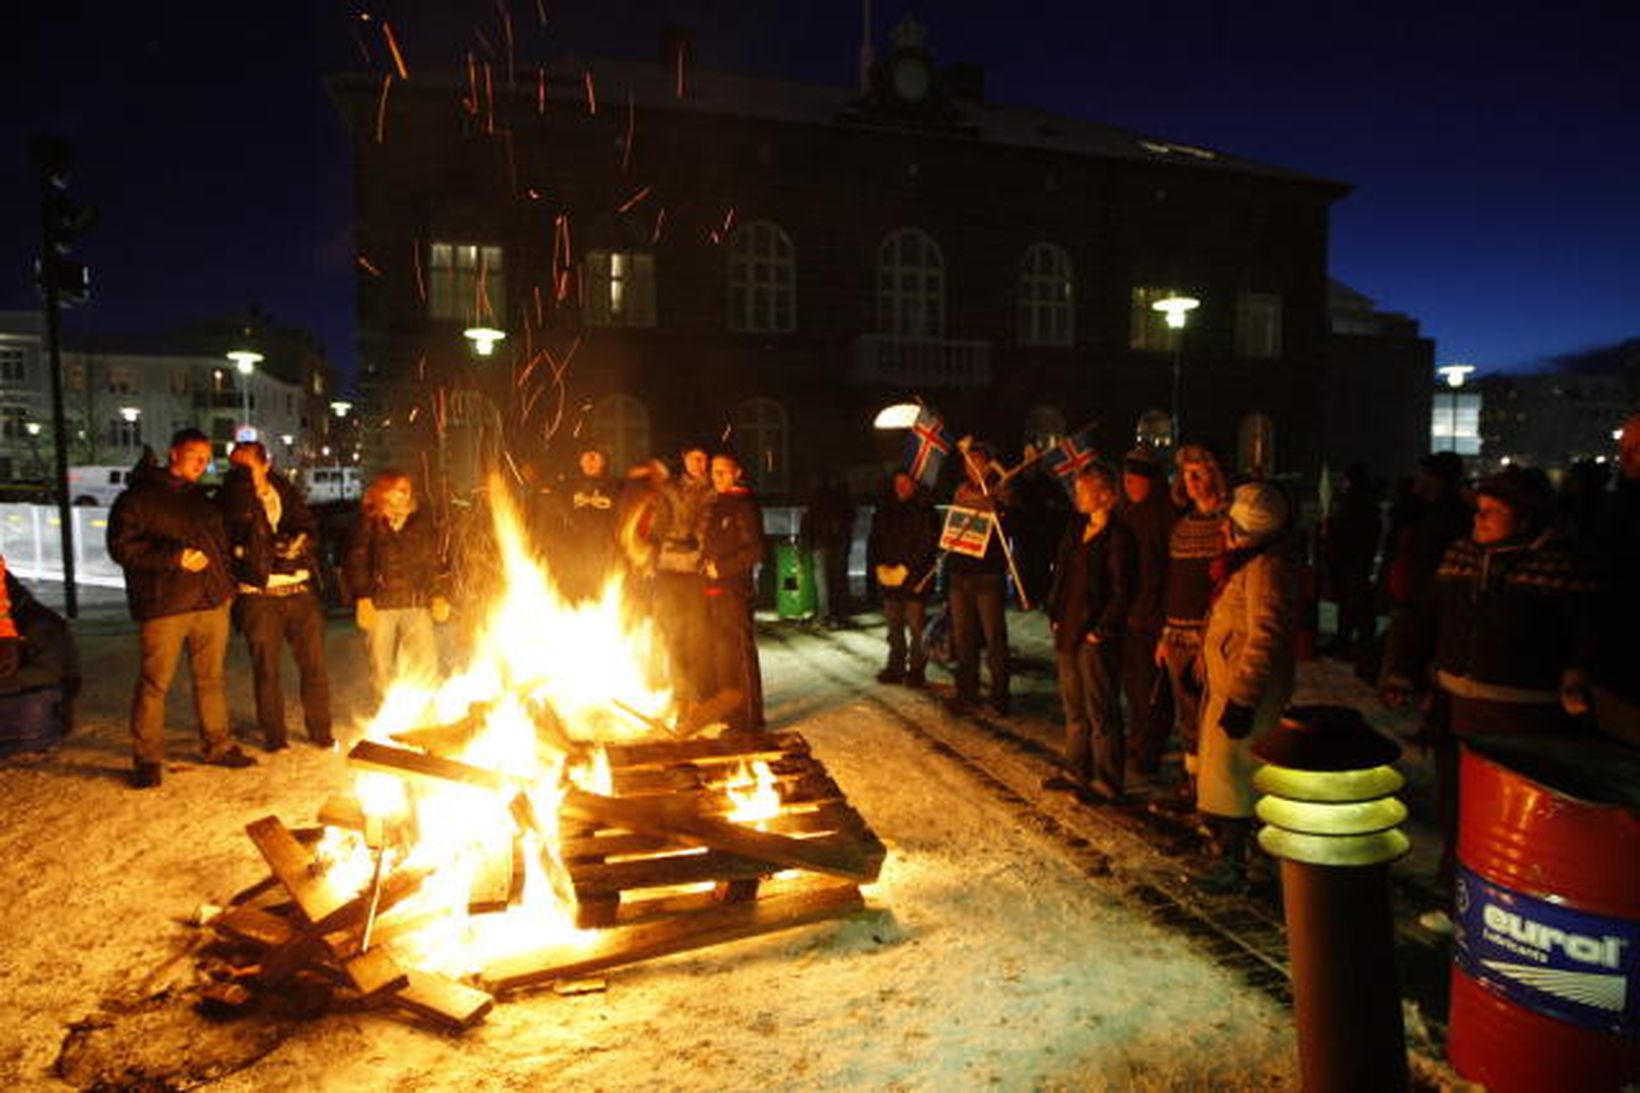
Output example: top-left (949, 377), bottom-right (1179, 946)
top-left (1122, 447), bottom-right (1163, 479)
top-left (1474, 466), bottom-right (1553, 529)
top-left (1227, 481), bottom-right (1289, 546)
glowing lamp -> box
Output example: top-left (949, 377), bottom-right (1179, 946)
top-left (463, 326), bottom-right (507, 356)
top-left (330, 400), bottom-right (353, 418)
top-left (227, 349), bottom-right (263, 375)
top-left (1151, 294), bottom-right (1200, 329)
top-left (873, 402), bottom-right (921, 429)
top-left (279, 434), bottom-right (295, 446)
top-left (25, 422), bottom-right (41, 437)
top-left (1251, 705), bottom-right (1409, 1090)
top-left (1437, 363), bottom-right (1475, 389)
top-left (119, 406), bottom-right (141, 423)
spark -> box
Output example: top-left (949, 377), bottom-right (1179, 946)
top-left (622, 93), bottom-right (635, 173)
top-left (583, 70), bottom-right (597, 115)
top-left (532, 285), bottom-right (543, 326)
top-left (412, 240), bottom-right (426, 304)
top-left (484, 62), bottom-right (494, 133)
top-left (535, 0), bottom-right (548, 26)
top-left (381, 21), bottom-right (409, 79)
top-left (651, 207), bottom-right (667, 245)
top-left (722, 207), bottom-right (736, 234)
top-left (537, 65), bottom-right (547, 114)
top-left (496, 0), bottom-right (515, 88)
top-left (675, 38), bottom-right (687, 99)
top-left (502, 449), bottom-right (525, 485)
top-left (617, 185), bottom-right (652, 213)
top-left (356, 254), bottom-right (384, 278)
top-left (374, 73), bottom-right (395, 143)
top-left (465, 52), bottom-right (479, 115)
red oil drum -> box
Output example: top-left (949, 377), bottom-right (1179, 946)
top-left (1448, 737), bottom-right (1640, 1092)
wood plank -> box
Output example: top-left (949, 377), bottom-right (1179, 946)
top-left (342, 948), bottom-right (409, 1000)
top-left (601, 731), bottom-right (808, 770)
top-left (310, 865), bottom-right (430, 934)
top-left (569, 849), bottom-right (776, 895)
top-left (213, 905), bottom-right (296, 948)
top-left (244, 815), bottom-right (355, 927)
top-left (393, 968), bottom-right (494, 1031)
top-left (562, 788), bottom-right (880, 882)
top-left (482, 884), bottom-right (865, 993)
top-left (346, 739), bottom-right (511, 791)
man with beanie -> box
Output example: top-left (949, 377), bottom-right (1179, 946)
top-left (1194, 479), bottom-right (1297, 893)
top-left (1116, 447), bottom-right (1177, 790)
top-left (1383, 465), bottom-right (1599, 927)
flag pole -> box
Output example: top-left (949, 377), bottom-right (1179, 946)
top-left (955, 437), bottom-right (1031, 611)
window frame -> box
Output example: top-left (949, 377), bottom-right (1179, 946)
top-left (877, 228), bottom-right (945, 337)
top-left (727, 221), bottom-right (797, 334)
top-left (1018, 244), bottom-right (1075, 347)
top-left (428, 241), bottom-right (506, 324)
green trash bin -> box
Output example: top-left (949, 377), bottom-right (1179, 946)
top-left (774, 541), bottom-right (818, 620)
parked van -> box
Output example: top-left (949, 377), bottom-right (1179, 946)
top-left (299, 465), bottom-right (362, 504)
top-left (67, 465), bottom-right (136, 506)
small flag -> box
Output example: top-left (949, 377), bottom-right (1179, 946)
top-left (939, 503), bottom-right (996, 559)
top-left (1041, 429), bottom-right (1097, 495)
top-left (903, 407), bottom-right (953, 488)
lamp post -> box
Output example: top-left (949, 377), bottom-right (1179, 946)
top-left (1252, 704), bottom-right (1410, 1092)
top-left (1152, 294), bottom-right (1199, 444)
top-left (118, 405), bottom-right (141, 453)
top-left (226, 349), bottom-right (263, 434)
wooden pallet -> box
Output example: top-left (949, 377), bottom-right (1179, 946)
top-left (559, 732), bottom-right (886, 928)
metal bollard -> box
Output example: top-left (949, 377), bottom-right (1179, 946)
top-left (1253, 704), bottom-right (1410, 1093)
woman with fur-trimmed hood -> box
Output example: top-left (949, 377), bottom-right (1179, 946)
top-left (1194, 479), bottom-right (1298, 893)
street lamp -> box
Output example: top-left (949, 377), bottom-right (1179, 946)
top-left (872, 402), bottom-right (921, 430)
top-left (226, 349), bottom-right (263, 432)
top-left (330, 399), bottom-right (353, 418)
top-left (462, 326), bottom-right (506, 357)
top-left (1152, 294), bottom-right (1200, 444)
top-left (119, 405), bottom-right (141, 451)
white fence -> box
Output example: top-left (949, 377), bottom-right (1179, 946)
top-left (0, 504), bottom-right (127, 588)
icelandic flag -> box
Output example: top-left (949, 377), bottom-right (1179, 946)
top-left (903, 408), bottom-right (953, 488)
top-left (939, 503), bottom-right (996, 559)
top-left (1042, 429), bottom-right (1097, 495)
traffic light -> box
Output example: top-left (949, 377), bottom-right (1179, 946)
top-left (30, 136), bottom-right (97, 307)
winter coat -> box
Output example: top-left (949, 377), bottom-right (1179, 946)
top-left (1322, 487), bottom-right (1382, 586)
top-left (1118, 492), bottom-right (1177, 629)
top-left (1045, 517), bottom-right (1136, 653)
top-left (702, 488), bottom-right (764, 595)
top-left (344, 509), bottom-right (447, 609)
top-left (656, 474), bottom-right (714, 574)
top-left (866, 487), bottom-right (941, 600)
top-left (217, 467), bottom-right (321, 589)
top-left (1387, 531), bottom-right (1596, 701)
top-left (107, 463), bottom-right (236, 622)
top-left (1198, 544), bottom-right (1298, 818)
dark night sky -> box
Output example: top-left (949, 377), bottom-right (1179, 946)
top-left (7, 1), bottom-right (1638, 388)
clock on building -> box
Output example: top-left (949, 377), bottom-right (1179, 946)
top-left (892, 54), bottom-right (930, 103)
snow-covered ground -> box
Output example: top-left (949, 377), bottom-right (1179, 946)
top-left (0, 597), bottom-right (1450, 1090)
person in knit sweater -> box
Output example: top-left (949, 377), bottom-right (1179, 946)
top-left (1155, 445), bottom-right (1228, 800)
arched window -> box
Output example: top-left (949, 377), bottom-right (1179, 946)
top-left (876, 228), bottom-right (944, 337)
top-left (1018, 244), bottom-right (1074, 346)
top-left (1135, 409), bottom-right (1175, 450)
top-left (727, 221), bottom-right (796, 333)
top-left (733, 397), bottom-right (788, 494)
top-left (588, 394), bottom-right (651, 475)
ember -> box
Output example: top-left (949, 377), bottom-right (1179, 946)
top-left (193, 484), bottom-right (883, 1031)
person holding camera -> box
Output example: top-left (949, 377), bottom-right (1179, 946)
top-left (220, 441), bottom-right (333, 751)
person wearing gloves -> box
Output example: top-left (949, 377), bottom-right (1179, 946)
top-left (1043, 463), bottom-right (1137, 800)
top-left (1193, 479), bottom-right (1298, 893)
top-left (345, 470), bottom-right (450, 703)
top-left (867, 470), bottom-right (941, 687)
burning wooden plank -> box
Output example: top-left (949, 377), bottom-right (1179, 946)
top-left (245, 816), bottom-right (356, 927)
top-left (481, 883), bottom-right (866, 993)
top-left (393, 969), bottom-right (494, 1032)
top-left (562, 788), bottom-right (882, 882)
top-left (347, 739), bottom-right (511, 791)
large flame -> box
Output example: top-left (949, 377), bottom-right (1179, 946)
top-left (316, 479), bottom-right (689, 975)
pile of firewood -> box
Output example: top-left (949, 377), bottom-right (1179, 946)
top-left (193, 730), bottom-right (885, 1032)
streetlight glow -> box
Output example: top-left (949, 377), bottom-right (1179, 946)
top-left (1437, 363), bottom-right (1475, 389)
top-left (24, 422), bottom-right (41, 437)
top-left (463, 326), bottom-right (507, 356)
top-left (226, 349), bottom-right (263, 373)
top-left (1151, 294), bottom-right (1200, 329)
top-left (873, 402), bottom-right (921, 429)
top-left (330, 400), bottom-right (353, 418)
top-left (119, 406), bottom-right (141, 423)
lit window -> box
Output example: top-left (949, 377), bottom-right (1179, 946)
top-left (1431, 392), bottom-right (1481, 456)
top-left (170, 368), bottom-right (190, 395)
top-left (1135, 409), bottom-right (1174, 449)
top-left (584, 252), bottom-right (657, 327)
top-left (587, 394), bottom-right (651, 472)
top-left (1018, 244), bottom-right (1074, 346)
top-left (727, 221), bottom-right (796, 333)
top-left (733, 397), bottom-right (789, 493)
top-left (106, 365), bottom-right (137, 394)
top-left (107, 416), bottom-right (143, 449)
top-left (0, 346), bottom-right (25, 383)
top-left (1236, 292), bottom-right (1282, 359)
top-left (428, 242), bottom-right (505, 323)
top-left (877, 228), bottom-right (944, 337)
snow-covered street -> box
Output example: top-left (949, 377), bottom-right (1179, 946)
top-left (0, 599), bottom-right (1454, 1090)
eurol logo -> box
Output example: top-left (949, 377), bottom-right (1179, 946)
top-left (1481, 903), bottom-right (1628, 970)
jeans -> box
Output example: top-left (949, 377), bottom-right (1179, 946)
top-left (367, 606), bottom-right (438, 701)
top-left (1123, 623), bottom-right (1172, 777)
top-left (950, 571), bottom-right (1008, 704)
top-left (130, 603), bottom-right (231, 764)
top-left (882, 595), bottom-right (928, 678)
top-left (1162, 627), bottom-right (1205, 768)
top-left (1057, 638), bottom-right (1124, 789)
top-left (235, 589), bottom-right (332, 744)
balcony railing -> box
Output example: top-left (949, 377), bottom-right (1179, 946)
top-left (851, 335), bottom-right (992, 389)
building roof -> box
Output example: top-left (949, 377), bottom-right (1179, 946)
top-left (338, 55), bottom-right (1352, 196)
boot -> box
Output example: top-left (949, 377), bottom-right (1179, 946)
top-left (1189, 817), bottom-right (1251, 895)
top-left (130, 761), bottom-right (163, 789)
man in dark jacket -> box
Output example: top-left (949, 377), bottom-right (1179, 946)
top-left (555, 444), bottom-right (620, 601)
top-left (947, 440), bottom-right (1013, 716)
top-left (655, 443), bottom-right (714, 704)
top-left (108, 428), bottom-right (253, 786)
top-left (1045, 463), bottom-right (1137, 799)
top-left (701, 451), bottom-right (766, 734)
top-left (1321, 462), bottom-right (1382, 660)
top-left (220, 442), bottom-right (332, 750)
top-left (1116, 448), bottom-right (1176, 787)
top-left (868, 471), bottom-right (941, 686)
